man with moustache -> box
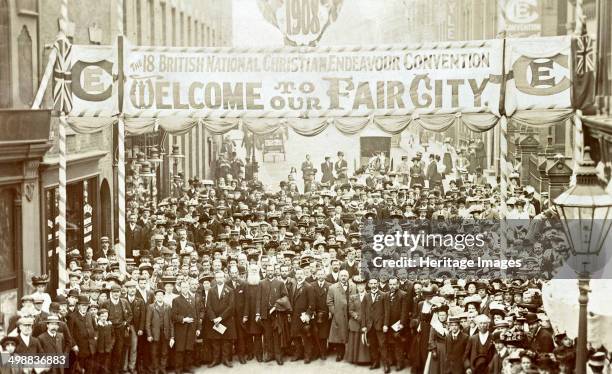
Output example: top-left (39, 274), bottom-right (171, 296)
top-left (171, 280), bottom-right (201, 374)
top-left (289, 267), bottom-right (316, 364)
top-left (67, 296), bottom-right (97, 373)
top-left (243, 264), bottom-right (264, 362)
top-left (228, 265), bottom-right (249, 364)
top-left (101, 285), bottom-right (132, 374)
top-left (312, 268), bottom-right (332, 360)
top-left (326, 269), bottom-right (353, 362)
top-left (446, 316), bottom-right (469, 374)
top-left (38, 315), bottom-right (70, 374)
top-left (206, 271), bottom-right (236, 368)
top-left (384, 277), bottom-right (409, 371)
top-left (260, 263), bottom-right (290, 365)
top-left (362, 278), bottom-right (389, 372)
top-left (124, 280), bottom-right (146, 374)
top-left (146, 288), bottom-right (174, 374)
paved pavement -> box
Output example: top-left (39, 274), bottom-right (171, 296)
top-left (194, 359), bottom-right (392, 373)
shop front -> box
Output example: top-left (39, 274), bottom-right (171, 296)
top-left (0, 109), bottom-right (51, 327)
top-left (41, 149), bottom-right (107, 295)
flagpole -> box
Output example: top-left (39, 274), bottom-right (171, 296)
top-left (57, 0), bottom-right (69, 291)
top-left (116, 0), bottom-right (127, 273)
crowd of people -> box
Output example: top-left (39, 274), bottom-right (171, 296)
top-left (1, 138), bottom-right (611, 374)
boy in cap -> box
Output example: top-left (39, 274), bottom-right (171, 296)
top-left (95, 308), bottom-right (114, 373)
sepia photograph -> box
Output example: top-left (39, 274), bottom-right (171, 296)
top-left (0, 0), bottom-right (612, 373)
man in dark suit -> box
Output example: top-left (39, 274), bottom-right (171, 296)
top-left (311, 268), bottom-right (331, 360)
top-left (124, 280), bottom-right (146, 373)
top-left (260, 263), bottom-right (289, 365)
top-left (100, 285), bottom-right (133, 374)
top-left (228, 265), bottom-right (248, 364)
top-left (446, 316), bottom-right (469, 374)
top-left (171, 280), bottom-right (201, 374)
top-left (206, 271), bottom-right (236, 368)
top-left (38, 315), bottom-right (70, 374)
top-left (320, 156), bottom-right (334, 185)
top-left (464, 314), bottom-right (495, 374)
top-left (526, 313), bottom-right (554, 353)
top-left (68, 296), bottom-right (97, 373)
top-left (362, 278), bottom-right (388, 372)
top-left (384, 277), bottom-right (408, 371)
top-left (177, 226), bottom-right (195, 253)
top-left (146, 288), bottom-right (174, 374)
top-left (289, 268), bottom-right (316, 364)
top-left (127, 213), bottom-right (145, 258)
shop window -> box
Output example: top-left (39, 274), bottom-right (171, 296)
top-left (0, 188), bottom-right (16, 291)
top-left (0, 0), bottom-right (11, 108)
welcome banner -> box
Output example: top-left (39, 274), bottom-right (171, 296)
top-left (66, 37), bottom-right (574, 121)
top-left (122, 40), bottom-right (504, 119)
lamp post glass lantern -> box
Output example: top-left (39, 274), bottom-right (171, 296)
top-left (553, 146), bottom-right (612, 374)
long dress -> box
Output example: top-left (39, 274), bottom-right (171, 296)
top-left (411, 301), bottom-right (433, 374)
top-left (345, 293), bottom-right (370, 364)
top-left (425, 315), bottom-right (448, 374)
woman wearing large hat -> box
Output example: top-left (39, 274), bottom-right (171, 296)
top-left (31, 274), bottom-right (52, 313)
top-left (345, 275), bottom-right (370, 365)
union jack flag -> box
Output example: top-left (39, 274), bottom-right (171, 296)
top-left (53, 32), bottom-right (73, 114)
top-left (575, 34), bottom-right (595, 77)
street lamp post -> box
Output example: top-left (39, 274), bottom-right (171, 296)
top-left (553, 146), bottom-right (612, 374)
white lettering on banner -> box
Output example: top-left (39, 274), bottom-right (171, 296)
top-left (124, 41), bottom-right (504, 117)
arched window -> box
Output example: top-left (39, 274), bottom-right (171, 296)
top-left (18, 25), bottom-right (33, 106)
top-left (0, 0), bottom-right (11, 108)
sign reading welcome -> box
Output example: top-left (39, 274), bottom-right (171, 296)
top-left (67, 36), bottom-right (573, 119)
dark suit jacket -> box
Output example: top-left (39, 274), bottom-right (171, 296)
top-left (171, 294), bottom-right (201, 351)
top-left (96, 324), bottom-right (114, 354)
top-left (38, 332), bottom-right (68, 374)
top-left (260, 278), bottom-right (288, 319)
top-left (126, 223), bottom-right (145, 257)
top-left (362, 291), bottom-right (386, 331)
top-left (321, 161), bottom-right (334, 183)
top-left (530, 327), bottom-right (554, 353)
top-left (383, 289), bottom-right (408, 329)
top-left (312, 280), bottom-right (331, 338)
top-left (126, 296), bottom-right (146, 332)
top-left (427, 160), bottom-right (442, 185)
top-left (146, 302), bottom-right (174, 341)
top-left (206, 285), bottom-right (236, 340)
top-left (67, 312), bottom-right (97, 357)
top-left (228, 279), bottom-right (247, 324)
top-left (464, 333), bottom-right (495, 374)
top-left (136, 288), bottom-right (154, 305)
top-left (446, 331), bottom-right (469, 374)
top-left (289, 282), bottom-right (315, 337)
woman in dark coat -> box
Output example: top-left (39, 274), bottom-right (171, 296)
top-left (244, 279), bottom-right (264, 361)
top-left (345, 276), bottom-right (370, 364)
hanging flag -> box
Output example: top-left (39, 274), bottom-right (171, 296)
top-left (52, 32), bottom-right (73, 114)
top-left (497, 0), bottom-right (541, 38)
top-left (572, 32), bottom-right (596, 114)
top-left (257, 0), bottom-right (344, 46)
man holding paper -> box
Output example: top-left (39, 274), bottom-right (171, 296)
top-left (384, 277), bottom-right (409, 372)
top-left (206, 270), bottom-right (236, 368)
top-left (289, 268), bottom-right (316, 364)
